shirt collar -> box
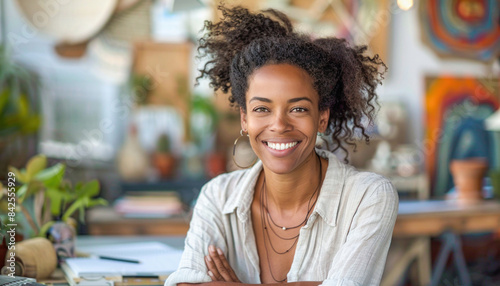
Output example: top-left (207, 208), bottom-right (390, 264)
top-left (222, 159), bottom-right (262, 221)
top-left (313, 149), bottom-right (347, 227)
top-left (222, 149), bottom-right (347, 227)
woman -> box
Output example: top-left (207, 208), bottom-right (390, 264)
top-left (165, 5), bottom-right (398, 286)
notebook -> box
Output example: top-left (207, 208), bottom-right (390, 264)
top-left (63, 242), bottom-right (183, 277)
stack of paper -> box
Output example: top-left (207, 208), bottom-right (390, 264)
top-left (62, 242), bottom-right (183, 285)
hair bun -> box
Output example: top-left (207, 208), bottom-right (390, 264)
top-left (197, 4), bottom-right (294, 94)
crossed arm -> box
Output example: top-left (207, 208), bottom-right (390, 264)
top-left (177, 244), bottom-right (321, 286)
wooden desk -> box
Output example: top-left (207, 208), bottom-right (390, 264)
top-left (394, 200), bottom-right (500, 237)
top-left (383, 200), bottom-right (500, 286)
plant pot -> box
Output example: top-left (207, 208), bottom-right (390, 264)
top-left (2, 237), bottom-right (56, 279)
top-left (0, 233), bottom-right (24, 270)
top-left (450, 158), bottom-right (488, 204)
top-left (152, 152), bottom-right (176, 179)
top-left (205, 152), bottom-right (227, 178)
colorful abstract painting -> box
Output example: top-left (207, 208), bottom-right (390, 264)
top-left (420, 0), bottom-right (500, 61)
top-left (425, 77), bottom-right (500, 197)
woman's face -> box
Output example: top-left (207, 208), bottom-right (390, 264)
top-left (241, 64), bottom-right (330, 174)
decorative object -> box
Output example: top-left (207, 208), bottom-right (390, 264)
top-left (419, 0), bottom-right (500, 61)
top-left (15, 0), bottom-right (117, 44)
top-left (8, 155), bottom-right (107, 239)
top-left (152, 133), bottom-right (177, 179)
top-left (46, 220), bottom-right (76, 263)
top-left (2, 237), bottom-right (57, 279)
top-left (232, 130), bottom-right (258, 169)
top-left (424, 76), bottom-right (500, 197)
top-left (450, 158), bottom-right (488, 204)
top-left (117, 123), bottom-right (150, 181)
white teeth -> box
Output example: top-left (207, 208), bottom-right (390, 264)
top-left (267, 141), bottom-right (298, 151)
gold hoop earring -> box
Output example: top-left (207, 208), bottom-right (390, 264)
top-left (232, 129), bottom-right (258, 169)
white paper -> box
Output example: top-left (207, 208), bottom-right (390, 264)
top-left (66, 242), bottom-right (183, 277)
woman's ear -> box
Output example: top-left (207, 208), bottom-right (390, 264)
top-left (318, 109), bottom-right (330, 133)
top-left (240, 107), bottom-right (247, 131)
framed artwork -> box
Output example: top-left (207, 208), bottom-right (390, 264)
top-left (419, 0), bottom-right (500, 61)
top-left (425, 76), bottom-right (500, 197)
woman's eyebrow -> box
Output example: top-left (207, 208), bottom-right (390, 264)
top-left (249, 97), bottom-right (312, 104)
top-left (249, 97), bottom-right (272, 103)
top-left (288, 97), bottom-right (312, 103)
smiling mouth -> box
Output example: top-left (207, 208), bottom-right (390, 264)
top-left (264, 141), bottom-right (300, 151)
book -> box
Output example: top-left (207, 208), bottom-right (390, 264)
top-left (113, 193), bottom-right (184, 218)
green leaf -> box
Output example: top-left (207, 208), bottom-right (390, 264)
top-left (62, 199), bottom-right (84, 222)
top-left (8, 166), bottom-right (27, 184)
top-left (17, 94), bottom-right (29, 118)
top-left (0, 88), bottom-right (9, 115)
top-left (22, 181), bottom-right (44, 201)
top-left (35, 163), bottom-right (65, 188)
top-left (88, 198), bottom-right (108, 208)
top-left (16, 184), bottom-right (28, 202)
top-left (38, 221), bottom-right (56, 237)
top-left (20, 114), bottom-right (41, 134)
top-left (26, 155), bottom-right (47, 181)
top-left (46, 187), bottom-right (72, 216)
top-left (76, 180), bottom-right (100, 198)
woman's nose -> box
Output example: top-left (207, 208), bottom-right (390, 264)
top-left (270, 112), bottom-right (292, 133)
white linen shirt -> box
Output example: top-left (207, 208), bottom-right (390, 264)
top-left (165, 149), bottom-right (398, 286)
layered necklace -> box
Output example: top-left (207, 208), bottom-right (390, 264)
top-left (259, 154), bottom-right (323, 282)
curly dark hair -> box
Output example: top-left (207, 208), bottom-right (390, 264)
top-left (196, 4), bottom-right (387, 160)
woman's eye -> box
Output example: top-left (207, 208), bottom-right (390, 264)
top-left (291, 107), bottom-right (308, 112)
top-left (253, 107), bottom-right (269, 113)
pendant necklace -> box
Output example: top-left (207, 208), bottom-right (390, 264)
top-left (260, 154), bottom-right (323, 282)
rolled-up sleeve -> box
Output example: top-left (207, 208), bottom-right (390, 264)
top-left (165, 181), bottom-right (227, 286)
top-left (321, 181), bottom-right (399, 286)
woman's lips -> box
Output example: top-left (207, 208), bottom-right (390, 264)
top-left (262, 140), bottom-right (301, 155)
top-left (265, 141), bottom-right (299, 151)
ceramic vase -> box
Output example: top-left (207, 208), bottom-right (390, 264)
top-left (450, 158), bottom-right (488, 204)
top-left (46, 220), bottom-right (76, 264)
top-left (117, 123), bottom-right (150, 181)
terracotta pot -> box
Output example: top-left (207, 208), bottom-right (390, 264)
top-left (152, 152), bottom-right (176, 179)
top-left (450, 158), bottom-right (488, 204)
top-left (205, 152), bottom-right (227, 178)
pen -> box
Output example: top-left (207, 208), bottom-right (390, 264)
top-left (98, 255), bottom-right (140, 264)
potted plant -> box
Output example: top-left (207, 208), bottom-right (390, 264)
top-left (8, 154), bottom-right (107, 261)
top-left (152, 133), bottom-right (177, 179)
top-left (190, 94), bottom-right (228, 178)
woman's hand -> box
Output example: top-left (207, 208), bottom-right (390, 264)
top-left (205, 245), bottom-right (241, 282)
